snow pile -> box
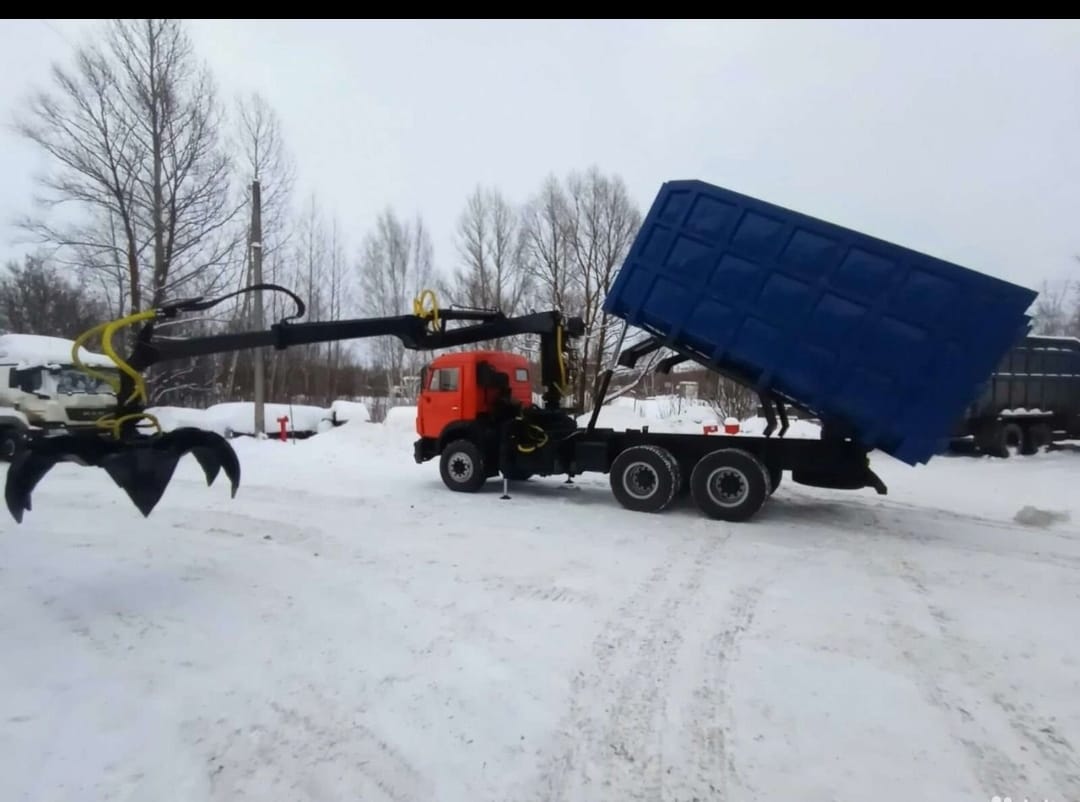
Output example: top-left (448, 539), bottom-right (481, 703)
top-left (329, 400), bottom-right (370, 423)
top-left (582, 396), bottom-right (822, 439)
top-left (738, 415), bottom-right (822, 439)
top-left (147, 406), bottom-right (215, 432)
top-left (1013, 505), bottom-right (1071, 527)
top-left (149, 401), bottom-right (372, 436)
top-left (0, 333), bottom-right (115, 369)
top-left (582, 395), bottom-right (722, 433)
top-left (383, 405), bottom-right (418, 432)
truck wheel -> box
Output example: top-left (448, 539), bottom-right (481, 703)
top-left (0, 429), bottom-right (24, 462)
top-left (1026, 423), bottom-right (1052, 454)
top-left (439, 439), bottom-right (487, 493)
top-left (609, 445), bottom-right (680, 513)
top-left (690, 448), bottom-right (769, 522)
top-left (1001, 422), bottom-right (1024, 457)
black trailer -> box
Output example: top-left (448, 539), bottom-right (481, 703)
top-left (951, 335), bottom-right (1080, 456)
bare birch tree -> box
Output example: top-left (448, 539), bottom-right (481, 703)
top-left (223, 90), bottom-right (297, 399)
top-left (357, 209), bottom-right (434, 397)
top-left (16, 19), bottom-right (242, 315)
top-left (521, 175), bottom-right (576, 315)
top-left (564, 168), bottom-right (642, 408)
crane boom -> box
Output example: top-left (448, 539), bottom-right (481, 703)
top-left (5, 285), bottom-right (583, 523)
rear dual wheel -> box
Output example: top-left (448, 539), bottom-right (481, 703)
top-left (690, 448), bottom-right (770, 522)
top-left (609, 445), bottom-right (682, 513)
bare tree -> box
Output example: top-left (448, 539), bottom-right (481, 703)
top-left (521, 175), bottom-right (576, 315)
top-left (15, 19), bottom-right (243, 318)
top-left (0, 256), bottom-right (107, 338)
top-left (446, 186), bottom-right (531, 319)
top-left (708, 376), bottom-right (758, 420)
top-left (221, 93), bottom-right (297, 399)
top-left (325, 216), bottom-right (350, 402)
top-left (563, 167), bottom-right (642, 408)
top-left (1031, 278), bottom-right (1079, 337)
top-left (357, 209), bottom-right (434, 396)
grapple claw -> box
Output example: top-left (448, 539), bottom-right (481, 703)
top-left (4, 428), bottom-right (242, 522)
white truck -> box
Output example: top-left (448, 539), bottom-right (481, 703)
top-left (0, 334), bottom-right (118, 459)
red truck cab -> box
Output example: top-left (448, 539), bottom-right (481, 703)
top-left (417, 350), bottom-right (532, 439)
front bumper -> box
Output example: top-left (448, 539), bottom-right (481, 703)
top-left (414, 437), bottom-right (438, 464)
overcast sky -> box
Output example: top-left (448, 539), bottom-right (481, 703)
top-left (1, 19), bottom-right (1077, 295)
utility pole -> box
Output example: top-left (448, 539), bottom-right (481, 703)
top-left (251, 180), bottom-right (266, 437)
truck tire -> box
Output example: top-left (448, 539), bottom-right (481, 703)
top-left (439, 439), bottom-right (487, 493)
top-left (975, 421), bottom-right (1022, 458)
top-left (690, 448), bottom-right (770, 522)
top-left (1001, 422), bottom-right (1024, 457)
top-left (1019, 422), bottom-right (1052, 456)
top-left (0, 428), bottom-right (25, 462)
top-left (609, 445), bottom-right (680, 513)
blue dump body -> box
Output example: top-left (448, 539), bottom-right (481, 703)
top-left (603, 180), bottom-right (1038, 466)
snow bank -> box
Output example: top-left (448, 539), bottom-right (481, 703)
top-left (149, 401), bottom-right (371, 436)
top-left (329, 400), bottom-right (370, 423)
top-left (581, 397), bottom-right (822, 438)
top-left (383, 405), bottom-right (418, 432)
top-left (147, 406), bottom-right (216, 433)
top-left (583, 395), bottom-right (721, 434)
top-left (738, 415), bottom-right (822, 439)
top-left (0, 333), bottom-right (115, 369)
top-left (204, 402), bottom-right (328, 436)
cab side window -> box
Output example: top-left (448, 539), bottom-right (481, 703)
top-left (429, 367), bottom-right (460, 391)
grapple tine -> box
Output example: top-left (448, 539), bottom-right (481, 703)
top-left (190, 447), bottom-right (222, 487)
top-left (167, 428), bottom-right (241, 495)
top-left (4, 451), bottom-right (54, 523)
top-left (100, 447), bottom-right (184, 517)
top-left (5, 434), bottom-right (115, 523)
top-left (4, 427), bottom-right (243, 522)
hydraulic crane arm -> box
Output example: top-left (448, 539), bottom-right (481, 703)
top-left (5, 285), bottom-right (584, 523)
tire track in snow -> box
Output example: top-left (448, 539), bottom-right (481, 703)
top-left (539, 531), bottom-right (728, 802)
top-left (678, 583), bottom-right (761, 802)
top-left (199, 692), bottom-right (429, 802)
top-left (893, 557), bottom-right (1080, 799)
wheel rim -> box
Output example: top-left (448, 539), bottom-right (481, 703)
top-left (622, 461), bottom-right (659, 500)
top-left (706, 466), bottom-right (750, 507)
top-left (448, 452), bottom-right (474, 483)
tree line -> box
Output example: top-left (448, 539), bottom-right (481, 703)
top-left (1, 19), bottom-right (756, 418)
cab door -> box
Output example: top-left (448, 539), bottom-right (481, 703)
top-left (419, 363), bottom-right (465, 438)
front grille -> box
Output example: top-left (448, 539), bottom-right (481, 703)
top-left (66, 408), bottom-right (105, 423)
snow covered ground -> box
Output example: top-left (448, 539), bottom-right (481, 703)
top-left (1, 408), bottom-right (1079, 801)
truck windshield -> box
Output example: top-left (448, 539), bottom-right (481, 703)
top-left (52, 367), bottom-right (118, 395)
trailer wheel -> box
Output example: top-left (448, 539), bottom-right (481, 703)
top-left (439, 439), bottom-right (487, 493)
top-left (1027, 423), bottom-right (1052, 454)
top-left (690, 448), bottom-right (769, 522)
top-left (1001, 422), bottom-right (1024, 457)
top-left (609, 445), bottom-right (680, 513)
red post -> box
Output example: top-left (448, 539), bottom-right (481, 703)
top-left (277, 415), bottom-right (289, 442)
top-left (703, 424), bottom-right (719, 435)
